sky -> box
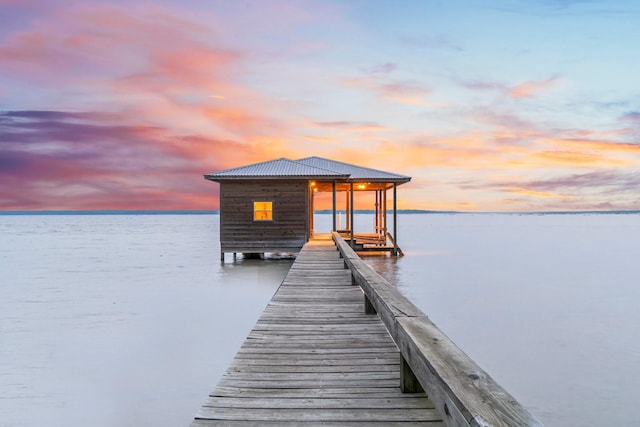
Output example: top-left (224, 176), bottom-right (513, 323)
top-left (0, 0), bottom-right (638, 212)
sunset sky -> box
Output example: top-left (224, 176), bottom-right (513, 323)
top-left (1, 0), bottom-right (638, 211)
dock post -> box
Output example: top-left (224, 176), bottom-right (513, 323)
top-left (400, 356), bottom-right (424, 393)
top-left (220, 251), bottom-right (224, 262)
top-left (364, 294), bottom-right (376, 314)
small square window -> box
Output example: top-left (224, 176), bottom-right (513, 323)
top-left (254, 201), bottom-right (273, 221)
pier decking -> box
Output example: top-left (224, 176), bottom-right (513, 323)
top-left (193, 234), bottom-right (542, 426)
top-left (192, 235), bottom-right (442, 425)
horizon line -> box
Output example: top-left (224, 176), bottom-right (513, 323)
top-left (1, 209), bottom-right (639, 215)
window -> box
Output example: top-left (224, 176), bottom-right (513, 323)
top-left (253, 201), bottom-right (273, 221)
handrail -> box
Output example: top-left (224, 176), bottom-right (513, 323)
top-left (332, 232), bottom-right (544, 427)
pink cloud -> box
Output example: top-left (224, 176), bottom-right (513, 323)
top-left (341, 75), bottom-right (430, 105)
top-left (508, 76), bottom-right (559, 98)
top-left (458, 76), bottom-right (560, 100)
top-left (0, 2), bottom-right (240, 88)
top-left (0, 110), bottom-right (273, 210)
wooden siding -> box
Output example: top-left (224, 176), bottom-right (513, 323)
top-left (220, 180), bottom-right (308, 253)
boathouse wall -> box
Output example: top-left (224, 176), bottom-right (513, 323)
top-left (219, 179), bottom-right (309, 253)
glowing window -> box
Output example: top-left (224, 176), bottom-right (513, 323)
top-left (253, 201), bottom-right (273, 221)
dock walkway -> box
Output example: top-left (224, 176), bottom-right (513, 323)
top-left (192, 235), bottom-right (443, 426)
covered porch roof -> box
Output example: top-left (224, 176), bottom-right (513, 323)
top-left (204, 156), bottom-right (411, 189)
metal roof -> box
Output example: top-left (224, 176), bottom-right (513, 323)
top-left (204, 158), bottom-right (348, 181)
top-left (204, 156), bottom-right (411, 184)
top-left (297, 156), bottom-right (411, 183)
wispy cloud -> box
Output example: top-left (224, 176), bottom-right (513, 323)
top-left (621, 111), bottom-right (640, 122)
top-left (313, 121), bottom-right (391, 132)
top-left (502, 187), bottom-right (574, 199)
top-left (340, 73), bottom-right (430, 105)
top-left (508, 76), bottom-right (560, 98)
top-left (0, 110), bottom-right (266, 209)
top-left (398, 34), bottom-right (463, 52)
top-left (458, 76), bottom-right (560, 99)
top-left (360, 62), bottom-right (397, 75)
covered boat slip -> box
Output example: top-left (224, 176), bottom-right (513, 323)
top-left (204, 157), bottom-right (411, 258)
top-left (191, 236), bottom-right (443, 426)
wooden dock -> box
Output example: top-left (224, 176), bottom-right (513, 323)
top-left (192, 235), bottom-right (443, 425)
top-left (192, 234), bottom-right (543, 426)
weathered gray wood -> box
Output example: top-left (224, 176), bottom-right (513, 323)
top-left (193, 421), bottom-right (444, 427)
top-left (401, 355), bottom-right (424, 393)
top-left (219, 180), bottom-right (308, 253)
top-left (210, 386), bottom-right (424, 398)
top-left (201, 396), bottom-right (432, 409)
top-left (333, 232), bottom-right (544, 427)
top-left (191, 237), bottom-right (441, 426)
top-left (196, 406), bottom-right (442, 422)
top-left (227, 363), bottom-right (398, 373)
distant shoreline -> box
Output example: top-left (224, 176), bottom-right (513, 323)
top-left (1, 209), bottom-right (639, 215)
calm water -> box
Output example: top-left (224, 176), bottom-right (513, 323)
top-left (2, 213), bottom-right (639, 426)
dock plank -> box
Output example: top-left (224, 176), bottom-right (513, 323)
top-left (191, 238), bottom-right (442, 425)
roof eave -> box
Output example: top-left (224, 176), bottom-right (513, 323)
top-left (204, 174), bottom-right (350, 182)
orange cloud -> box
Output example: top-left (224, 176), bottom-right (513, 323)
top-left (303, 135), bottom-right (336, 142)
top-left (553, 138), bottom-right (640, 155)
top-left (530, 150), bottom-right (614, 166)
top-left (502, 187), bottom-right (574, 199)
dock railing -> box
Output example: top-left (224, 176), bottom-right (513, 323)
top-left (332, 232), bottom-right (544, 427)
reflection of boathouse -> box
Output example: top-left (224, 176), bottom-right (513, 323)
top-left (204, 156), bottom-right (411, 259)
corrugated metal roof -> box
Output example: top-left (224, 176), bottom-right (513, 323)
top-left (204, 158), bottom-right (348, 181)
top-left (297, 156), bottom-right (411, 182)
top-left (204, 156), bottom-right (411, 184)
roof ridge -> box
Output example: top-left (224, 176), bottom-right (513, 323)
top-left (204, 157), bottom-right (350, 180)
top-left (296, 156), bottom-right (410, 179)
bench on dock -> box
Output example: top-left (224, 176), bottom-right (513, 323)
top-left (332, 231), bottom-right (543, 427)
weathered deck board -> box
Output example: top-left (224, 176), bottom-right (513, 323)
top-left (191, 237), bottom-right (443, 426)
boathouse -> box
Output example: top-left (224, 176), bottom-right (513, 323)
top-left (204, 156), bottom-right (411, 259)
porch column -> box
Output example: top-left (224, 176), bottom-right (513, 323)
top-left (350, 182), bottom-right (354, 247)
top-left (332, 181), bottom-right (337, 231)
top-left (383, 187), bottom-right (388, 236)
top-left (375, 190), bottom-right (379, 234)
top-left (346, 189), bottom-right (350, 230)
top-left (310, 184), bottom-right (314, 235)
top-left (393, 183), bottom-right (398, 256)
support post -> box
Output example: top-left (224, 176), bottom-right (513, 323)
top-left (346, 190), bottom-right (350, 231)
top-left (350, 182), bottom-right (354, 248)
top-left (400, 356), bottom-right (424, 393)
top-left (375, 190), bottom-right (379, 234)
top-left (383, 189), bottom-right (387, 237)
top-left (378, 190), bottom-right (383, 235)
top-left (332, 181), bottom-right (337, 232)
top-left (364, 294), bottom-right (376, 314)
top-left (393, 183), bottom-right (398, 256)
top-left (310, 184), bottom-right (314, 235)
top-left (220, 252), bottom-right (224, 262)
